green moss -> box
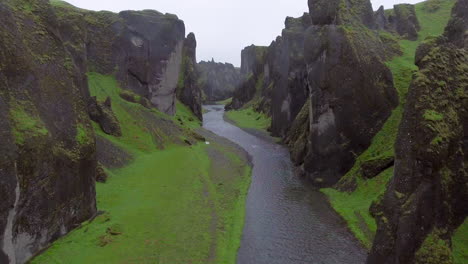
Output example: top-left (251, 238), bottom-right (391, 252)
top-left (452, 220), bottom-right (468, 264)
top-left (322, 167), bottom-right (394, 249)
top-left (424, 109), bottom-right (444, 121)
top-left (323, 0), bottom-right (457, 249)
top-left (76, 123), bottom-right (92, 146)
top-left (415, 230), bottom-right (453, 264)
top-left (9, 102), bottom-right (49, 145)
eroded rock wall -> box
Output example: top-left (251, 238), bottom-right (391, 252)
top-left (198, 60), bottom-right (241, 102)
top-left (296, 0), bottom-right (398, 186)
top-left (177, 33), bottom-right (203, 120)
top-left (226, 45), bottom-right (268, 110)
top-left (368, 1), bottom-right (468, 263)
top-left (53, 4), bottom-right (194, 116)
top-left (0, 1), bottom-right (96, 262)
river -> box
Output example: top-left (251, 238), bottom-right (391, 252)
top-left (202, 105), bottom-right (367, 264)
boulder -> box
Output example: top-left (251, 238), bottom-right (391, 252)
top-left (88, 97), bottom-right (122, 137)
top-left (96, 163), bottom-right (109, 183)
top-left (360, 157), bottom-right (395, 179)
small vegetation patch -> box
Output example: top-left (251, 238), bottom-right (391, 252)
top-left (9, 102), bottom-right (48, 145)
top-left (322, 168), bottom-right (393, 248)
top-left (424, 109), bottom-right (444, 121)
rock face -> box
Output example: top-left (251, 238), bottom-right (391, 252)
top-left (0, 1), bottom-right (203, 263)
top-left (198, 60), bottom-right (241, 102)
top-left (53, 3), bottom-right (200, 117)
top-left (308, 0), bottom-right (375, 27)
top-left (375, 6), bottom-right (389, 30)
top-left (267, 14), bottom-right (311, 137)
top-left (388, 4), bottom-right (421, 40)
top-left (228, 1), bottom-right (398, 186)
top-left (226, 45), bottom-right (268, 110)
top-left (177, 33), bottom-right (203, 120)
top-left (302, 26), bottom-right (398, 186)
top-left (0, 1), bottom-right (96, 263)
top-left (368, 1), bottom-right (468, 263)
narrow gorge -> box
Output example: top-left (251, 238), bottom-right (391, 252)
top-left (0, 0), bottom-right (466, 263)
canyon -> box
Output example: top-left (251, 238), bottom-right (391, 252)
top-left (0, 0), bottom-right (466, 263)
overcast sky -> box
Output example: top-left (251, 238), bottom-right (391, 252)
top-left (63, 0), bottom-right (423, 66)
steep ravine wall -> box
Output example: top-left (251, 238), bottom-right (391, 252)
top-left (228, 0), bottom-right (398, 186)
top-left (368, 0), bottom-right (467, 262)
top-left (0, 0), bottom-right (202, 263)
top-left (198, 60), bottom-right (241, 102)
top-left (0, 1), bottom-right (97, 262)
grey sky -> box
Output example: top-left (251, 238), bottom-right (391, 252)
top-left (63, 0), bottom-right (423, 66)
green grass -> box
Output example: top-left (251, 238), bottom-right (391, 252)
top-left (321, 0), bottom-right (456, 249)
top-left (216, 97), bottom-right (233, 105)
top-left (453, 220), bottom-right (468, 264)
top-left (32, 144), bottom-right (251, 264)
top-left (32, 73), bottom-right (252, 263)
top-left (87, 72), bottom-right (200, 152)
top-left (322, 168), bottom-right (394, 248)
top-left (225, 107), bottom-right (271, 132)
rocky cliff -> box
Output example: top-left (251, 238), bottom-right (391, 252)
top-left (368, 0), bottom-right (467, 263)
top-left (198, 60), bottom-right (241, 102)
top-left (177, 33), bottom-right (203, 120)
top-left (0, 0), bottom-right (203, 263)
top-left (301, 0), bottom-right (398, 186)
top-left (228, 0), bottom-right (398, 186)
top-left (51, 2), bottom-right (201, 117)
top-left (0, 1), bottom-right (96, 262)
top-left (226, 45), bottom-right (268, 110)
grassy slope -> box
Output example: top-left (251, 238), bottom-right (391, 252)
top-left (322, 0), bottom-right (457, 250)
top-left (225, 107), bottom-right (271, 132)
top-left (224, 74), bottom-right (272, 133)
top-left (31, 73), bottom-right (251, 264)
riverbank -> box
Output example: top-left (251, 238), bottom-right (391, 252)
top-left (31, 75), bottom-right (252, 264)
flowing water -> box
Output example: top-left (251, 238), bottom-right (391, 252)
top-left (203, 105), bottom-right (367, 264)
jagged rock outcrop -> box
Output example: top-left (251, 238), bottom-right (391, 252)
top-left (388, 4), bottom-right (421, 40)
top-left (198, 60), bottom-right (241, 102)
top-left (298, 0), bottom-right (398, 186)
top-left (375, 6), bottom-right (389, 30)
top-left (53, 2), bottom-right (199, 116)
top-left (0, 1), bottom-right (203, 263)
top-left (308, 0), bottom-right (375, 27)
top-left (228, 0), bottom-right (398, 186)
top-left (226, 45), bottom-right (267, 110)
top-left (177, 33), bottom-right (203, 120)
top-left (0, 1), bottom-right (97, 262)
top-left (368, 1), bottom-right (467, 263)
top-left (267, 13), bottom-right (311, 137)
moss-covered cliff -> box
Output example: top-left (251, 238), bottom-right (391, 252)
top-left (0, 1), bottom-right (96, 262)
top-left (0, 0), bottom-right (204, 263)
top-left (368, 0), bottom-right (467, 263)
